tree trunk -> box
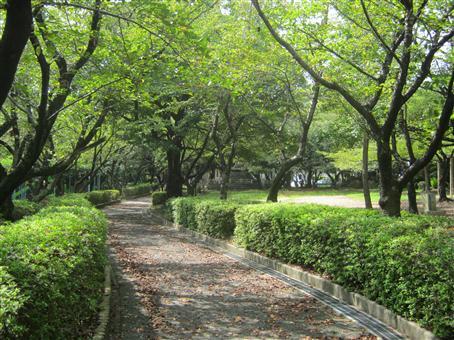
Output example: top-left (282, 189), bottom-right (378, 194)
top-left (0, 194), bottom-right (14, 221)
top-left (424, 166), bottom-right (431, 191)
top-left (0, 0), bottom-right (33, 109)
top-left (219, 171), bottom-right (229, 200)
top-left (407, 179), bottom-right (418, 213)
top-left (305, 169), bottom-right (313, 188)
top-left (377, 142), bottom-right (402, 216)
top-left (166, 148), bottom-right (183, 198)
top-left (55, 175), bottom-right (65, 196)
top-left (438, 158), bottom-right (449, 201)
top-left (362, 133), bottom-right (373, 209)
top-left (267, 157), bottom-right (302, 202)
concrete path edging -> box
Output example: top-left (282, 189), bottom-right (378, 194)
top-left (92, 262), bottom-right (112, 340)
top-left (150, 210), bottom-right (437, 340)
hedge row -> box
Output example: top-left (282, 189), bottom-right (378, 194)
top-left (0, 196), bottom-right (108, 339)
top-left (169, 198), bottom-right (453, 337)
top-left (234, 204), bottom-right (453, 338)
top-left (170, 197), bottom-right (238, 239)
top-left (152, 191), bottom-right (167, 206)
top-left (86, 189), bottom-right (121, 206)
top-left (122, 183), bottom-right (152, 198)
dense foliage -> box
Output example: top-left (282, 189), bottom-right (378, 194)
top-left (0, 197), bottom-right (108, 338)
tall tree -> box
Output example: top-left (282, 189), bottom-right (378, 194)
top-left (0, 0), bottom-right (32, 110)
top-left (252, 0), bottom-right (453, 216)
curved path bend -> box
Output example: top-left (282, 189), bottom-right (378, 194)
top-left (104, 197), bottom-right (392, 339)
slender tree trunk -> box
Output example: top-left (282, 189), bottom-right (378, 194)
top-left (267, 157), bottom-right (302, 202)
top-left (438, 157), bottom-right (449, 201)
top-left (267, 82), bottom-right (320, 201)
top-left (305, 169), bottom-right (313, 188)
top-left (362, 133), bottom-right (373, 209)
top-left (219, 170), bottom-right (229, 200)
top-left (424, 166), bottom-right (431, 191)
top-left (377, 142), bottom-right (402, 217)
top-left (407, 179), bottom-right (418, 213)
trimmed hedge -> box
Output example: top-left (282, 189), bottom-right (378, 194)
top-left (86, 189), bottom-right (121, 206)
top-left (152, 191), bottom-right (168, 206)
top-left (234, 204), bottom-right (454, 338)
top-left (170, 197), bottom-right (198, 230)
top-left (170, 197), bottom-right (238, 239)
top-left (45, 193), bottom-right (92, 208)
top-left (0, 196), bottom-right (107, 338)
top-left (122, 183), bottom-right (152, 198)
top-left (196, 201), bottom-right (237, 239)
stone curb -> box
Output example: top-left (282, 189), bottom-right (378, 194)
top-left (92, 262), bottom-right (112, 340)
top-left (162, 218), bottom-right (437, 340)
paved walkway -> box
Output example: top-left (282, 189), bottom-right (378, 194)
top-left (104, 198), bottom-right (376, 339)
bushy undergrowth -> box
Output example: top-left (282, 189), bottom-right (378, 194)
top-left (151, 191), bottom-right (168, 206)
top-left (0, 196), bottom-right (108, 339)
top-left (86, 189), bottom-right (121, 206)
top-left (234, 204), bottom-right (453, 338)
top-left (122, 183), bottom-right (152, 198)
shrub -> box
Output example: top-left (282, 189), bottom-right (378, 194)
top-left (234, 204), bottom-right (454, 337)
top-left (86, 190), bottom-right (121, 206)
top-left (44, 193), bottom-right (92, 208)
top-left (170, 197), bottom-right (198, 229)
top-left (195, 201), bottom-right (238, 239)
top-left (0, 202), bottom-right (107, 338)
top-left (122, 183), bottom-right (152, 198)
top-left (0, 267), bottom-right (26, 336)
top-left (169, 198), bottom-right (239, 238)
top-left (152, 191), bottom-right (168, 206)
top-left (11, 200), bottom-right (41, 220)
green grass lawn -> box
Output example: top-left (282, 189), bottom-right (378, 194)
top-left (198, 188), bottom-right (415, 203)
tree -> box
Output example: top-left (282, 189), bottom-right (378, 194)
top-left (0, 0), bottom-right (103, 218)
top-left (252, 0), bottom-right (453, 216)
top-left (0, 0), bottom-right (32, 110)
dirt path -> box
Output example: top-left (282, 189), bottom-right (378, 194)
top-left (104, 197), bottom-right (376, 339)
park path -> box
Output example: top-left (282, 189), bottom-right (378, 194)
top-left (104, 197), bottom-right (376, 339)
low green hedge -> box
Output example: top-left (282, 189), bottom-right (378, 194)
top-left (196, 201), bottom-right (237, 239)
top-left (44, 193), bottom-right (92, 208)
top-left (86, 190), bottom-right (121, 206)
top-left (170, 197), bottom-right (198, 229)
top-left (170, 197), bottom-right (238, 239)
top-left (122, 183), bottom-right (152, 198)
top-left (11, 200), bottom-right (41, 221)
top-left (234, 204), bottom-right (453, 338)
top-left (0, 196), bottom-right (107, 338)
top-left (152, 191), bottom-right (168, 206)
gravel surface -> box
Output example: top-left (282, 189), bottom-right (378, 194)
top-left (104, 197), bottom-right (376, 339)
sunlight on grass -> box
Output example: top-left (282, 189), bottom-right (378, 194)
top-left (199, 188), bottom-right (413, 203)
